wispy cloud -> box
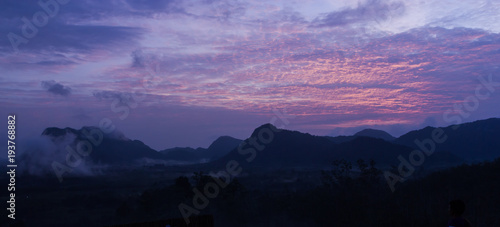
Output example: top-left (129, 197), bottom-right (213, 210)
top-left (312, 0), bottom-right (405, 27)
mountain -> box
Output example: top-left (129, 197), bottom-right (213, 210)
top-left (211, 124), bottom-right (337, 169)
top-left (211, 124), bottom-right (461, 170)
top-left (325, 129), bottom-right (395, 144)
top-left (206, 136), bottom-right (243, 159)
top-left (333, 136), bottom-right (463, 169)
top-left (36, 118), bottom-right (500, 170)
top-left (41, 127), bottom-right (165, 164)
top-left (159, 147), bottom-right (205, 162)
top-left (325, 135), bottom-right (357, 144)
top-left (332, 136), bottom-right (413, 164)
top-left (354, 129), bottom-right (396, 141)
top-left (160, 136), bottom-right (242, 162)
top-left (40, 127), bottom-right (243, 165)
top-left (394, 118), bottom-right (500, 162)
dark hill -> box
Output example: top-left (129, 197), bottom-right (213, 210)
top-left (160, 136), bottom-right (242, 162)
top-left (325, 129), bottom-right (395, 144)
top-left (395, 118), bottom-right (500, 162)
top-left (354, 129), bottom-right (396, 141)
top-left (211, 124), bottom-right (462, 170)
top-left (42, 126), bottom-right (164, 164)
top-left (334, 136), bottom-right (463, 169)
top-left (206, 136), bottom-right (243, 159)
top-left (212, 124), bottom-right (337, 169)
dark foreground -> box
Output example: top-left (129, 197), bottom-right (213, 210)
top-left (2, 158), bottom-right (500, 227)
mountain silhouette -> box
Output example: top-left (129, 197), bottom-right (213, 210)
top-left (354, 129), bottom-right (396, 141)
top-left (210, 124), bottom-right (337, 169)
top-left (325, 129), bottom-right (395, 144)
top-left (41, 127), bottom-right (243, 165)
top-left (159, 147), bottom-right (204, 162)
top-left (160, 136), bottom-right (242, 162)
top-left (206, 136), bottom-right (243, 159)
top-left (394, 118), bottom-right (500, 162)
top-left (333, 136), bottom-right (463, 169)
top-left (38, 118), bottom-right (500, 168)
top-left (42, 126), bottom-right (164, 164)
top-left (212, 124), bottom-right (463, 170)
top-left (325, 135), bottom-right (358, 144)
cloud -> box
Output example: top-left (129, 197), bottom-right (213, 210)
top-left (0, 23), bottom-right (144, 53)
top-left (0, 0), bottom-right (185, 21)
top-left (131, 49), bottom-right (146, 68)
top-left (312, 0), bottom-right (405, 27)
top-left (17, 133), bottom-right (99, 176)
top-left (41, 80), bottom-right (71, 96)
top-left (0, 1), bottom-right (146, 67)
top-left (93, 25), bottom-right (500, 121)
top-left (124, 0), bottom-right (184, 14)
top-left (3, 0), bottom-right (500, 150)
top-left (35, 59), bottom-right (76, 66)
top-left (0, 22), bottom-right (144, 71)
top-left (92, 90), bottom-right (151, 110)
top-left (93, 90), bottom-right (129, 101)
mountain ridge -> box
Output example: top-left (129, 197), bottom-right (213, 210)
top-left (354, 128), bottom-right (396, 141)
top-left (35, 117), bottom-right (500, 169)
top-left (394, 118), bottom-right (500, 161)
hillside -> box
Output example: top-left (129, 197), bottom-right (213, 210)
top-left (395, 118), bottom-right (500, 162)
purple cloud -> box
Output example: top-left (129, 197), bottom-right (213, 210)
top-left (41, 80), bottom-right (71, 96)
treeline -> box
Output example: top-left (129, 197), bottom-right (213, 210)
top-left (114, 158), bottom-right (500, 226)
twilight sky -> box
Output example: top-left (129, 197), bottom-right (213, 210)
top-left (1, 0), bottom-right (500, 150)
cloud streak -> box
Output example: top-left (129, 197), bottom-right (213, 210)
top-left (312, 0), bottom-right (405, 27)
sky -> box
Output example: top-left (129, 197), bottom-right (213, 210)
top-left (1, 0), bottom-right (500, 150)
